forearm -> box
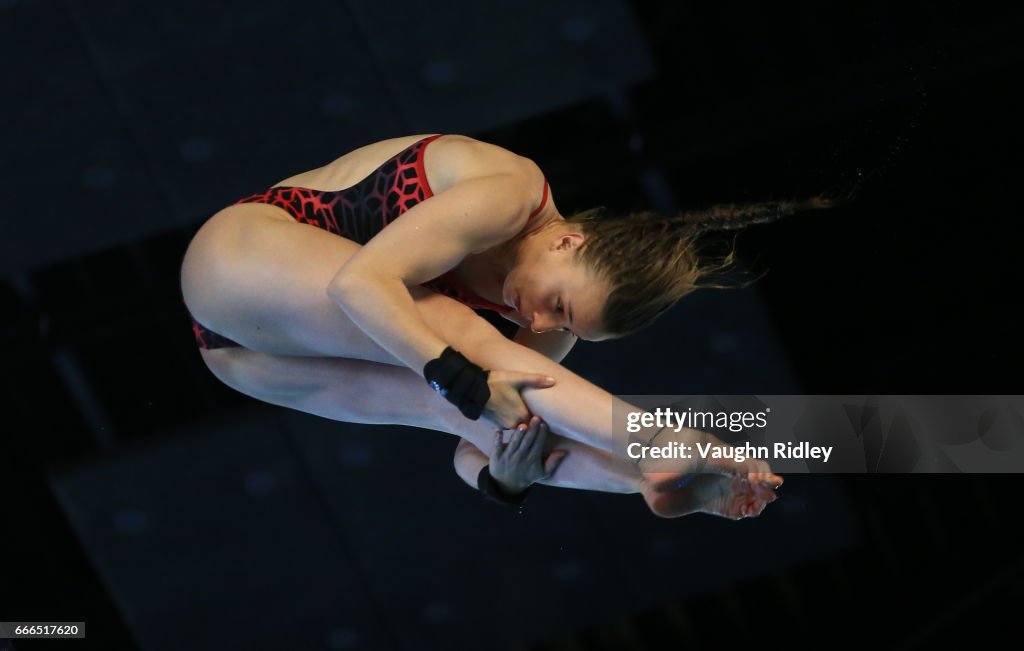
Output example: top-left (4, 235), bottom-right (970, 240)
top-left (457, 329), bottom-right (720, 460)
top-left (454, 439), bottom-right (489, 489)
top-left (329, 274), bottom-right (730, 471)
top-left (328, 272), bottom-right (447, 373)
top-left (335, 298), bottom-right (609, 451)
top-left (392, 290), bottom-right (725, 461)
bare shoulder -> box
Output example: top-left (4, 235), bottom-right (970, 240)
top-left (434, 135), bottom-right (547, 212)
top-left (436, 133), bottom-right (534, 170)
top-left (270, 132), bottom-right (540, 199)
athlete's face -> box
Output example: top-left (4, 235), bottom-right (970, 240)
top-left (502, 230), bottom-right (614, 341)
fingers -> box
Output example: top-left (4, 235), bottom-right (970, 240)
top-left (491, 430), bottom-right (505, 461)
top-left (506, 371), bottom-right (556, 390)
top-left (498, 414), bottom-right (529, 430)
top-left (543, 449), bottom-right (568, 477)
top-left (520, 419), bottom-right (567, 478)
top-left (523, 418), bottom-right (547, 463)
top-left (505, 423), bottom-right (527, 457)
top-left (505, 416), bottom-right (551, 460)
top-left (483, 392), bottom-right (532, 430)
top-left (494, 417), bottom-right (566, 484)
top-left (487, 407), bottom-right (529, 431)
top-left (509, 416), bottom-right (541, 457)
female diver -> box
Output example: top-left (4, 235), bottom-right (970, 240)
top-left (181, 133), bottom-right (833, 518)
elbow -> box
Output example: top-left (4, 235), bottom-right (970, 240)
top-left (453, 439), bottom-right (471, 470)
top-left (328, 267), bottom-right (408, 309)
top-left (453, 451), bottom-right (469, 486)
top-left (453, 440), bottom-right (478, 485)
top-left (326, 265), bottom-right (364, 304)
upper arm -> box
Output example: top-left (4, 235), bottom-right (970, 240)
top-left (331, 170), bottom-right (535, 287)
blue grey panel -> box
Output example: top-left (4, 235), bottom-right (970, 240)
top-left (347, 0), bottom-right (655, 133)
top-left (4, 0), bottom-right (404, 275)
top-left (49, 401), bottom-right (859, 650)
top-left (4, 0), bottom-right (652, 274)
top-left (285, 413), bottom-right (650, 650)
top-left (282, 408), bottom-right (858, 649)
top-left (73, 0), bottom-right (404, 225)
top-left (0, 1), bottom-right (174, 275)
top-left (567, 286), bottom-right (804, 396)
top-left (49, 414), bottom-right (393, 651)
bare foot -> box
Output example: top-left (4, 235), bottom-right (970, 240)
top-left (635, 430), bottom-right (776, 493)
top-left (640, 454), bottom-right (775, 497)
top-left (641, 473), bottom-right (782, 519)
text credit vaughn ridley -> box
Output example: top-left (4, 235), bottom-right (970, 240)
top-left (623, 406), bottom-right (833, 464)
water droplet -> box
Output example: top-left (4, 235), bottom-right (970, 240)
top-left (113, 509), bottom-right (149, 534)
top-left (422, 603), bottom-right (452, 622)
top-left (244, 470), bottom-right (276, 496)
top-left (422, 60), bottom-right (457, 85)
top-left (180, 137), bottom-right (215, 162)
top-left (320, 92), bottom-right (356, 118)
top-left (325, 628), bottom-right (358, 650)
top-left (561, 16), bottom-right (596, 42)
top-left (553, 560), bottom-right (584, 581)
top-left (339, 443), bottom-right (373, 469)
top-left (81, 165), bottom-right (115, 189)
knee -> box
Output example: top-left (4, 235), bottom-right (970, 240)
top-left (199, 348), bottom-right (237, 385)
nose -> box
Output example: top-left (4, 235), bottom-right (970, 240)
top-left (529, 313), bottom-right (558, 334)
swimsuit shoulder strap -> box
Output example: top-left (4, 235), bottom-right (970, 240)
top-left (528, 177), bottom-right (549, 221)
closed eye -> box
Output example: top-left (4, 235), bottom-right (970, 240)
top-left (555, 297), bottom-right (575, 335)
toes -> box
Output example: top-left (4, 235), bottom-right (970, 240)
top-left (750, 483), bottom-right (775, 503)
top-left (749, 471), bottom-right (784, 489)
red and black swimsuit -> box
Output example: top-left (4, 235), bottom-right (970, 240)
top-left (189, 134), bottom-right (549, 349)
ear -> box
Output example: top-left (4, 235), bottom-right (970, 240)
top-left (550, 231), bottom-right (585, 252)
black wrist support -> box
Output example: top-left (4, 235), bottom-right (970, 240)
top-left (477, 464), bottom-right (530, 510)
top-left (423, 346), bottom-right (490, 420)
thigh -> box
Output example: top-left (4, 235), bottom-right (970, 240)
top-left (182, 207), bottom-right (484, 361)
top-left (199, 346), bottom-right (460, 430)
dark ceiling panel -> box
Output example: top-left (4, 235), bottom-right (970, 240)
top-left (346, 0), bottom-right (654, 133)
top-left (50, 416), bottom-right (394, 650)
top-left (1, 1), bottom-right (173, 275)
top-left (72, 0), bottom-right (403, 224)
top-left (5, 0), bottom-right (405, 275)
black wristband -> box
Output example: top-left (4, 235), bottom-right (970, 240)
top-left (477, 465), bottom-right (530, 510)
top-left (424, 347), bottom-right (490, 420)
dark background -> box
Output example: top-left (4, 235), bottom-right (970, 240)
top-left (2, 1), bottom-right (1022, 649)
